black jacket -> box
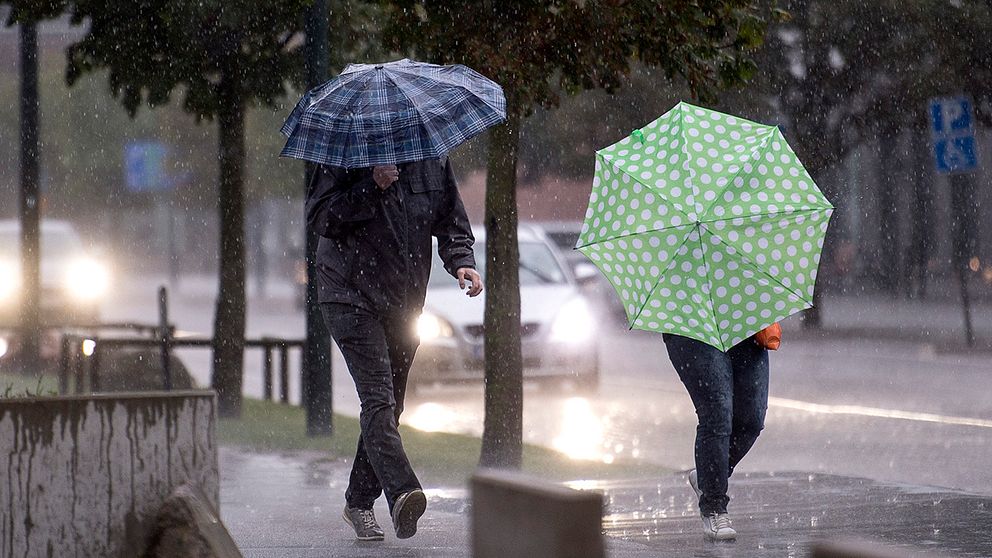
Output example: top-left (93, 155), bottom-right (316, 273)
top-left (306, 157), bottom-right (476, 314)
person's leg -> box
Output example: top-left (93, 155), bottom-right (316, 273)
top-left (727, 337), bottom-right (769, 476)
top-left (383, 310), bottom-right (421, 429)
top-left (321, 303), bottom-right (421, 511)
top-left (663, 333), bottom-right (734, 516)
top-left (382, 310), bottom-right (427, 539)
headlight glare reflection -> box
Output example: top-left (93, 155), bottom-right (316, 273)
top-left (64, 259), bottom-right (110, 302)
top-left (0, 261), bottom-right (19, 302)
top-left (550, 298), bottom-right (595, 343)
top-left (417, 311), bottom-right (453, 341)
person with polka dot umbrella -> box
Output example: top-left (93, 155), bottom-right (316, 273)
top-left (576, 101), bottom-right (833, 540)
top-left (577, 101), bottom-right (833, 351)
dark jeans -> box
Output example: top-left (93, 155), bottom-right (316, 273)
top-left (663, 333), bottom-right (769, 516)
top-left (321, 302), bottom-right (422, 512)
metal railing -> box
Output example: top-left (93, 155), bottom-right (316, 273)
top-left (57, 286), bottom-right (304, 404)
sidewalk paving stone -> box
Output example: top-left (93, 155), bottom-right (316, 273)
top-left (220, 448), bottom-right (992, 558)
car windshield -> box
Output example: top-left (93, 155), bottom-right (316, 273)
top-left (428, 240), bottom-right (567, 288)
top-left (0, 227), bottom-right (85, 261)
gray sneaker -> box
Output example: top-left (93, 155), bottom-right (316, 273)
top-left (701, 512), bottom-right (737, 541)
top-left (391, 489), bottom-right (427, 539)
top-left (343, 505), bottom-right (385, 541)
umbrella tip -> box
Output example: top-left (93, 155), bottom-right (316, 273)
top-left (631, 128), bottom-right (645, 144)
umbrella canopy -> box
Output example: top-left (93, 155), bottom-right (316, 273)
top-left (280, 58), bottom-right (506, 169)
top-left (577, 102), bottom-right (834, 351)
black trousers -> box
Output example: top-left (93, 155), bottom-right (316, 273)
top-left (321, 302), bottom-right (422, 511)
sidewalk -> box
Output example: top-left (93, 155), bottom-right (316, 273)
top-left (220, 448), bottom-right (992, 558)
top-left (786, 292), bottom-right (992, 351)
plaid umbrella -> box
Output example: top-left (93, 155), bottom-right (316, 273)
top-left (280, 58), bottom-right (506, 169)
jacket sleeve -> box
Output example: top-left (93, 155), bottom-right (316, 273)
top-left (305, 165), bottom-right (381, 239)
top-left (432, 158), bottom-right (477, 277)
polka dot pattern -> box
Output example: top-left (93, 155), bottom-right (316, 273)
top-left (578, 101), bottom-right (835, 350)
top-left (628, 228), bottom-right (721, 347)
top-left (701, 209), bottom-right (832, 303)
top-left (578, 158), bottom-right (696, 247)
top-left (579, 229), bottom-right (694, 317)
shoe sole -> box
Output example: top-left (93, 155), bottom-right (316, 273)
top-left (393, 490), bottom-right (427, 540)
top-left (342, 511), bottom-right (384, 541)
top-left (704, 530), bottom-right (737, 542)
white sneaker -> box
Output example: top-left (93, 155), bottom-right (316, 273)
top-left (701, 512), bottom-right (737, 541)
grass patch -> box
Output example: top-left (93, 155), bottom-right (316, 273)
top-left (219, 398), bottom-right (666, 485)
top-left (0, 373), bottom-right (59, 399)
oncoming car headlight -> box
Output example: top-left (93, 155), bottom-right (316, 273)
top-left (549, 298), bottom-right (595, 343)
top-left (417, 311), bottom-right (453, 342)
top-left (64, 258), bottom-right (110, 302)
top-left (0, 261), bottom-right (19, 303)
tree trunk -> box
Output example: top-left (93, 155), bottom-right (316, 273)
top-left (479, 112), bottom-right (523, 469)
top-left (211, 73), bottom-right (247, 419)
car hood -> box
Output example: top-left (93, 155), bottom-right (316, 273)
top-left (0, 258), bottom-right (76, 288)
top-left (423, 284), bottom-right (582, 327)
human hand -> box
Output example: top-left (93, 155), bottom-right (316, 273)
top-left (456, 267), bottom-right (484, 297)
top-left (372, 165), bottom-right (399, 190)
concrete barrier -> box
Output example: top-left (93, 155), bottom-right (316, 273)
top-left (472, 469), bottom-right (604, 558)
top-left (812, 539), bottom-right (952, 558)
top-left (0, 390), bottom-right (218, 557)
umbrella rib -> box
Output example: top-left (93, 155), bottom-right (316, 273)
top-left (703, 224), bottom-right (816, 305)
top-left (576, 154), bottom-right (698, 249)
top-left (382, 71), bottom-right (442, 157)
top-left (698, 206), bottom-right (834, 226)
top-left (626, 227), bottom-right (698, 330)
top-left (308, 70), bottom-right (370, 109)
top-left (574, 225), bottom-right (691, 250)
top-left (697, 128), bottom-right (775, 219)
top-left (697, 226), bottom-right (726, 348)
top-left (388, 63), bottom-right (506, 116)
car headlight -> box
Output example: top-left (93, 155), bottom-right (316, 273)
top-left (417, 311), bottom-right (453, 342)
top-left (64, 258), bottom-right (110, 302)
top-left (549, 298), bottom-right (595, 343)
top-left (0, 260), bottom-right (19, 303)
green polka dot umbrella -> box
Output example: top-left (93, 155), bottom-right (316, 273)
top-left (576, 102), bottom-right (834, 351)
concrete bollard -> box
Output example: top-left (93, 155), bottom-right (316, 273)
top-left (471, 469), bottom-right (604, 558)
top-left (812, 539), bottom-right (952, 558)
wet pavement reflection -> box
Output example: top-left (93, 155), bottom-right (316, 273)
top-left (221, 448), bottom-right (992, 557)
top-left (596, 472), bottom-right (992, 557)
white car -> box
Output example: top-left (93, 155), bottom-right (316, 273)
top-left (0, 220), bottom-right (111, 361)
top-left (409, 224), bottom-right (600, 392)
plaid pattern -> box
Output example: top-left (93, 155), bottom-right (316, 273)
top-left (281, 58), bottom-right (506, 169)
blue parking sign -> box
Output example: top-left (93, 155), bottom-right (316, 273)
top-left (934, 136), bottom-right (978, 174)
top-left (125, 141), bottom-right (170, 192)
top-left (930, 97), bottom-right (979, 174)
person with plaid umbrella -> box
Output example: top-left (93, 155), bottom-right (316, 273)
top-left (286, 59), bottom-right (504, 541)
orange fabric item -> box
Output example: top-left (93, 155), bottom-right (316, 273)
top-left (755, 322), bottom-right (782, 350)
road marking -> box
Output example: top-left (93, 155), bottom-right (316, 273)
top-left (769, 396), bottom-right (992, 429)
